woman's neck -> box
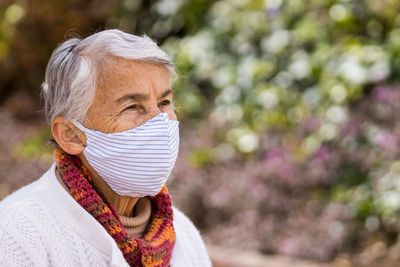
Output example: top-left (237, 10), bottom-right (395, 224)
top-left (78, 154), bottom-right (138, 217)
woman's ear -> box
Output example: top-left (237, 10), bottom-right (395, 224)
top-left (51, 116), bottom-right (86, 155)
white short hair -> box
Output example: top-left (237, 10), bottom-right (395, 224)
top-left (41, 29), bottom-right (175, 124)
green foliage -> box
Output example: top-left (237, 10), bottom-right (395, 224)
top-left (13, 126), bottom-right (53, 161)
top-left (188, 148), bottom-right (215, 168)
top-left (158, 0), bottom-right (400, 159)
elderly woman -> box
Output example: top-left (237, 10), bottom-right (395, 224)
top-left (0, 29), bottom-right (211, 267)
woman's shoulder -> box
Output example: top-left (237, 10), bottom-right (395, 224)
top-left (0, 172), bottom-right (53, 266)
top-left (0, 165), bottom-right (63, 247)
top-left (0, 176), bottom-right (44, 227)
top-left (172, 207), bottom-right (203, 238)
top-left (171, 207), bottom-right (212, 267)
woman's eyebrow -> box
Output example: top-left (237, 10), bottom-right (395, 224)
top-left (116, 93), bottom-right (148, 103)
top-left (116, 89), bottom-right (173, 103)
top-left (158, 89), bottom-right (173, 99)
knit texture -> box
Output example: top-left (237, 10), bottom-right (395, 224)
top-left (0, 164), bottom-right (212, 267)
top-left (55, 148), bottom-right (175, 267)
top-left (120, 198), bottom-right (152, 238)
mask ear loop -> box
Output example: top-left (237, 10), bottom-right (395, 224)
top-left (71, 120), bottom-right (87, 132)
top-left (71, 120), bottom-right (88, 147)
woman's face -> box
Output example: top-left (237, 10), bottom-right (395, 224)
top-left (84, 57), bottom-right (176, 133)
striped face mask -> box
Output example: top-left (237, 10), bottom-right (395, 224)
top-left (72, 112), bottom-right (179, 197)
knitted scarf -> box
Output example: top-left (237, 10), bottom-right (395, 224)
top-left (54, 147), bottom-right (176, 267)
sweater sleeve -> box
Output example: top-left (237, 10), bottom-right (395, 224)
top-left (170, 207), bottom-right (212, 267)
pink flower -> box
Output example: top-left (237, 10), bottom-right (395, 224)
top-left (379, 132), bottom-right (398, 151)
top-left (313, 146), bottom-right (330, 161)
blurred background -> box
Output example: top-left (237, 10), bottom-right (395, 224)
top-left (1, 0), bottom-right (400, 266)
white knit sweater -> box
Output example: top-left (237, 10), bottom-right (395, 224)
top-left (0, 164), bottom-right (211, 267)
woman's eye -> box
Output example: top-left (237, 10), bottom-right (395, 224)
top-left (125, 104), bottom-right (138, 111)
top-left (158, 100), bottom-right (170, 107)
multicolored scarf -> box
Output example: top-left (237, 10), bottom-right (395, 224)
top-left (55, 147), bottom-right (176, 266)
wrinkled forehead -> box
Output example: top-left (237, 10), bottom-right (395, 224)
top-left (93, 57), bottom-right (171, 103)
